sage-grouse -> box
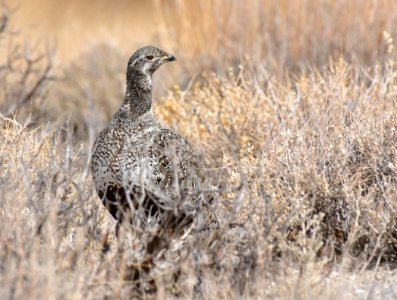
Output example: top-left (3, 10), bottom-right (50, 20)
top-left (91, 46), bottom-right (206, 247)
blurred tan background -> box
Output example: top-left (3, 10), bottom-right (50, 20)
top-left (9, 0), bottom-right (155, 63)
top-left (8, 0), bottom-right (397, 73)
top-left (3, 0), bottom-right (397, 135)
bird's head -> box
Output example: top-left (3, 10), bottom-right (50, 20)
top-left (127, 46), bottom-right (176, 78)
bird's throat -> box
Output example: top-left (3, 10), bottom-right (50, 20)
top-left (123, 72), bottom-right (152, 117)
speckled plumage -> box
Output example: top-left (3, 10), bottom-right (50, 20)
top-left (91, 46), bottom-right (206, 240)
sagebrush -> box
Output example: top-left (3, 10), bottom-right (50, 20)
top-left (1, 1), bottom-right (397, 299)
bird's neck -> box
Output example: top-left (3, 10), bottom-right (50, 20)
top-left (122, 71), bottom-right (152, 118)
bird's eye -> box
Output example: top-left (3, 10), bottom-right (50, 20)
top-left (146, 55), bottom-right (154, 60)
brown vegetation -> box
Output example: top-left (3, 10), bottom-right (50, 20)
top-left (1, 0), bottom-right (397, 299)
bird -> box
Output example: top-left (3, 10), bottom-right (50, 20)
top-left (91, 46), bottom-right (207, 253)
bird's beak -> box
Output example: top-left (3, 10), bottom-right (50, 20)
top-left (161, 54), bottom-right (176, 62)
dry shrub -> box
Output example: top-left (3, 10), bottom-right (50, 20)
top-left (155, 0), bottom-right (397, 76)
top-left (157, 57), bottom-right (397, 262)
top-left (0, 121), bottom-right (101, 299)
top-left (2, 56), bottom-right (397, 298)
top-left (0, 3), bottom-right (55, 124)
top-left (2, 1), bottom-right (397, 299)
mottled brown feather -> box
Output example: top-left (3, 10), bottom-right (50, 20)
top-left (91, 46), bottom-right (206, 239)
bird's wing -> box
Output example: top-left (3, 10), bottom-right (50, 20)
top-left (91, 126), bottom-right (125, 193)
top-left (149, 128), bottom-right (205, 193)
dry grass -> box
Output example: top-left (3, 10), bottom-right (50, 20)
top-left (2, 1), bottom-right (397, 299)
top-left (155, 0), bottom-right (397, 76)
